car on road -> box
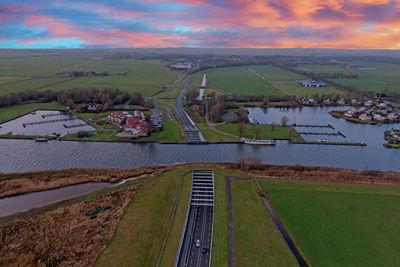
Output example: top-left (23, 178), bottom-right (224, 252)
top-left (195, 239), bottom-right (201, 247)
top-left (201, 245), bottom-right (208, 253)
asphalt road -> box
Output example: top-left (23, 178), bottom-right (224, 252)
top-left (177, 170), bottom-right (214, 267)
top-left (178, 205), bottom-right (213, 267)
top-left (175, 75), bottom-right (204, 142)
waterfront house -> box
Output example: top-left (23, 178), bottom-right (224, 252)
top-left (338, 99), bottom-right (346, 105)
top-left (365, 100), bottom-right (373, 107)
top-left (374, 114), bottom-right (385, 121)
top-left (388, 113), bottom-right (397, 120)
top-left (359, 114), bottom-right (371, 121)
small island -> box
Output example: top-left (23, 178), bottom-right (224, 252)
top-left (384, 129), bottom-right (400, 148)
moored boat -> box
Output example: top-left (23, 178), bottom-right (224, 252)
top-left (34, 138), bottom-right (48, 142)
top-left (244, 139), bottom-right (275, 145)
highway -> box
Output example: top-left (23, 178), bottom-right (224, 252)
top-left (176, 170), bottom-right (214, 267)
top-left (175, 75), bottom-right (205, 142)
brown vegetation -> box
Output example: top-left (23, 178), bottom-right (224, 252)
top-left (1, 162), bottom-right (400, 201)
top-left (0, 165), bottom-right (191, 198)
top-left (0, 186), bottom-right (137, 266)
top-left (241, 164), bottom-right (400, 185)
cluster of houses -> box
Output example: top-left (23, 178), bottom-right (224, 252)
top-left (297, 98), bottom-right (357, 106)
top-left (385, 129), bottom-right (400, 144)
top-left (107, 111), bottom-right (153, 137)
top-left (342, 101), bottom-right (399, 122)
top-left (56, 70), bottom-right (108, 77)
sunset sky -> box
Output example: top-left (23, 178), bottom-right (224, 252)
top-left (0, 0), bottom-right (399, 49)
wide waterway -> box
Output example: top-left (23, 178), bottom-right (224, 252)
top-left (0, 107), bottom-right (399, 173)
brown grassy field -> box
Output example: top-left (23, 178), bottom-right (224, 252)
top-left (0, 186), bottom-right (138, 266)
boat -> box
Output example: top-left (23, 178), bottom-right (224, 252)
top-left (34, 138), bottom-right (48, 142)
top-left (244, 139), bottom-right (275, 145)
top-left (317, 139), bottom-right (327, 143)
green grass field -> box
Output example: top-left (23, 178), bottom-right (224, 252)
top-left (0, 102), bottom-right (67, 123)
top-left (249, 65), bottom-right (345, 97)
top-left (197, 122), bottom-right (238, 142)
top-left (260, 180), bottom-right (400, 266)
top-left (215, 123), bottom-right (304, 142)
top-left (295, 62), bottom-right (400, 93)
top-left (0, 77), bottom-right (73, 95)
top-left (232, 179), bottom-right (296, 266)
top-left (206, 66), bottom-right (287, 96)
top-left (0, 52), bottom-right (180, 96)
top-left (96, 168), bottom-right (192, 266)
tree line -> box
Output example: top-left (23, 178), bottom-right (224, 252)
top-left (0, 88), bottom-right (151, 112)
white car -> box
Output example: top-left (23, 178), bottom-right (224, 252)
top-left (195, 239), bottom-right (201, 247)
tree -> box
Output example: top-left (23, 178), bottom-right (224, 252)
top-left (187, 89), bottom-right (199, 102)
top-left (238, 122), bottom-right (246, 137)
top-left (262, 96), bottom-right (269, 106)
top-left (281, 116), bottom-right (289, 126)
top-left (129, 92), bottom-right (144, 105)
top-left (271, 122), bottom-right (276, 131)
top-left (254, 125), bottom-right (262, 139)
top-left (237, 105), bottom-right (248, 122)
top-left (288, 127), bottom-right (295, 136)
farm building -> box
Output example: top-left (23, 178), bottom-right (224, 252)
top-left (295, 80), bottom-right (326, 87)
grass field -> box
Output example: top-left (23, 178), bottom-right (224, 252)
top-left (249, 65), bottom-right (345, 97)
top-left (96, 168), bottom-right (192, 266)
top-left (260, 180), bottom-right (400, 266)
top-left (211, 169), bottom-right (229, 266)
top-left (0, 77), bottom-right (73, 95)
top-left (206, 66), bottom-right (287, 96)
top-left (0, 102), bottom-right (67, 123)
top-left (295, 62), bottom-right (400, 93)
top-left (197, 122), bottom-right (238, 142)
top-left (141, 121), bottom-right (182, 142)
top-left (0, 53), bottom-right (180, 96)
top-left (215, 123), bottom-right (304, 142)
top-left (232, 179), bottom-right (296, 266)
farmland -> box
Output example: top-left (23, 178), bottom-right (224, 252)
top-left (260, 179), bottom-right (400, 266)
top-left (250, 65), bottom-right (345, 97)
top-left (203, 66), bottom-right (287, 96)
top-left (0, 52), bottom-right (180, 96)
top-left (295, 62), bottom-right (400, 93)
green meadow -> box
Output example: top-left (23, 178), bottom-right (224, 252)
top-left (295, 62), bottom-right (400, 93)
top-left (0, 52), bottom-right (180, 96)
top-left (260, 180), bottom-right (400, 266)
top-left (204, 66), bottom-right (287, 96)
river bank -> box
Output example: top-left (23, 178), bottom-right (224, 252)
top-left (2, 163), bottom-right (399, 201)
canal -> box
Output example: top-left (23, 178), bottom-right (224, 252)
top-left (0, 107), bottom-right (399, 173)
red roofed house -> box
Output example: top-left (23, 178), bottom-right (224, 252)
top-left (107, 112), bottom-right (127, 126)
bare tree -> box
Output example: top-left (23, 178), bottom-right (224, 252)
top-left (254, 125), bottom-right (262, 139)
top-left (288, 127), bottom-right (295, 136)
top-left (238, 122), bottom-right (246, 137)
top-left (271, 122), bottom-right (276, 131)
top-left (281, 116), bottom-right (289, 126)
top-left (187, 89), bottom-right (199, 102)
